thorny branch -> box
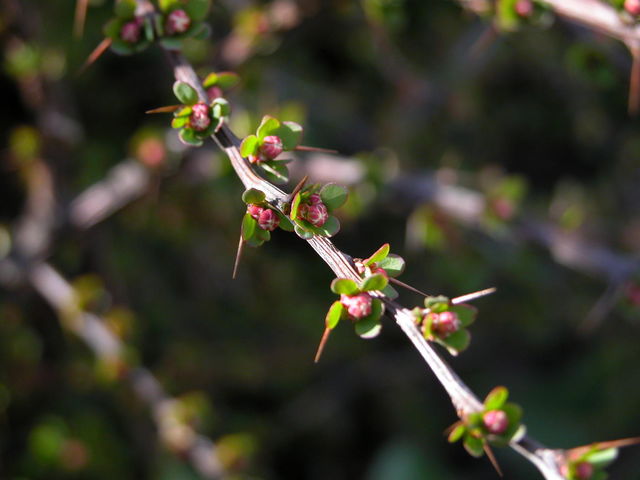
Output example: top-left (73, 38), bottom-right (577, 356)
top-left (166, 50), bottom-right (567, 479)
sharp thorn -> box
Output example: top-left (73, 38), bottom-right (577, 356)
top-left (452, 287), bottom-right (496, 305)
top-left (294, 145), bottom-right (339, 154)
top-left (314, 327), bottom-right (332, 363)
top-left (232, 234), bottom-right (245, 280)
top-left (78, 37), bottom-right (112, 75)
top-left (389, 277), bottom-right (431, 297)
top-left (288, 174), bottom-right (309, 202)
top-left (483, 443), bottom-right (503, 477)
top-left (145, 105), bottom-right (182, 114)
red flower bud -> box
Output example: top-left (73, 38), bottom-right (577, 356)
top-left (431, 311), bottom-right (460, 337)
top-left (259, 135), bottom-right (283, 160)
top-left (247, 204), bottom-right (264, 220)
top-left (120, 20), bottom-right (141, 44)
top-left (575, 462), bottom-right (593, 480)
top-left (258, 209), bottom-right (279, 231)
top-left (626, 0), bottom-right (640, 15)
top-left (483, 409), bottom-right (509, 435)
top-left (207, 86), bottom-right (223, 101)
top-left (165, 9), bottom-right (191, 35)
top-left (340, 293), bottom-right (372, 319)
top-left (308, 193), bottom-right (322, 205)
top-left (514, 0), bottom-right (533, 17)
top-left (189, 102), bottom-right (211, 132)
top-left (303, 203), bottom-right (328, 227)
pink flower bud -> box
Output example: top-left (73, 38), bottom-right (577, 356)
top-left (247, 204), bottom-right (264, 220)
top-left (189, 102), bottom-right (211, 132)
top-left (120, 20), bottom-right (141, 44)
top-left (303, 203), bottom-right (328, 227)
top-left (514, 0), bottom-right (533, 17)
top-left (574, 462), bottom-right (593, 480)
top-left (165, 9), bottom-right (191, 35)
top-left (626, 0), bottom-right (640, 15)
top-left (340, 293), bottom-right (372, 319)
top-left (258, 209), bottom-right (279, 231)
top-left (483, 410), bottom-right (509, 435)
top-left (431, 311), bottom-right (460, 337)
top-left (259, 135), bottom-right (283, 160)
top-left (308, 193), bottom-right (322, 205)
top-left (207, 86), bottom-right (223, 101)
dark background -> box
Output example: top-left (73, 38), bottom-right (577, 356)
top-left (1, 0), bottom-right (639, 479)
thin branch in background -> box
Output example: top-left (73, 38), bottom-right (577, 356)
top-left (628, 44), bottom-right (640, 115)
top-left (74, 0), bottom-right (89, 38)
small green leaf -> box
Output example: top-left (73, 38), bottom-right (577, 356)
top-left (463, 435), bottom-right (485, 458)
top-left (159, 37), bottom-right (183, 51)
top-left (173, 81), bottom-right (198, 105)
top-left (212, 98), bottom-right (230, 118)
top-left (158, 0), bottom-right (180, 12)
top-left (241, 188), bottom-right (266, 205)
top-left (241, 213), bottom-right (257, 241)
top-left (104, 18), bottom-right (123, 39)
top-left (273, 121), bottom-right (303, 150)
top-left (190, 22), bottom-right (211, 41)
top-left (259, 161), bottom-right (289, 184)
top-left (319, 183), bottom-right (348, 212)
top-left (216, 72), bottom-right (239, 89)
top-left (364, 243), bottom-right (390, 266)
top-left (500, 403), bottom-right (522, 434)
top-left (450, 304), bottom-right (477, 328)
top-left (115, 0), bottom-right (136, 18)
top-left (326, 301), bottom-right (345, 329)
top-left (361, 273), bottom-right (388, 292)
top-left (202, 72), bottom-right (219, 88)
top-left (354, 299), bottom-right (384, 339)
top-left (257, 115), bottom-right (280, 140)
top-left (184, 0), bottom-right (211, 21)
top-left (276, 212), bottom-right (294, 232)
top-left (381, 284), bottom-right (399, 300)
top-left (290, 193), bottom-right (302, 222)
top-left (330, 278), bottom-right (360, 296)
top-left (314, 215), bottom-right (340, 237)
top-left (240, 135), bottom-right (259, 157)
top-left (254, 227), bottom-right (271, 243)
top-left (377, 254), bottom-right (405, 277)
top-left (178, 128), bottom-right (203, 147)
top-left (585, 448), bottom-right (618, 469)
top-left (424, 295), bottom-right (450, 313)
top-left (171, 117), bottom-right (188, 129)
top-left (294, 224), bottom-right (314, 239)
top-left (448, 423), bottom-right (467, 443)
top-left (442, 329), bottom-right (471, 356)
top-left (143, 17), bottom-right (154, 41)
top-left (174, 106), bottom-right (192, 117)
top-left (484, 386), bottom-right (509, 410)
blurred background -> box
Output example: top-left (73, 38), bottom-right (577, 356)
top-left (1, 0), bottom-right (640, 479)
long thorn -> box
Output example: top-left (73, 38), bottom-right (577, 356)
top-left (232, 234), bottom-right (245, 280)
top-left (389, 277), bottom-right (431, 297)
top-left (74, 0), bottom-right (89, 38)
top-left (314, 327), bottom-right (332, 363)
top-left (78, 38), bottom-right (112, 75)
top-left (145, 105), bottom-right (182, 114)
top-left (483, 444), bottom-right (503, 477)
top-left (294, 145), bottom-right (339, 154)
top-left (288, 174), bottom-right (309, 202)
top-left (452, 287), bottom-right (496, 305)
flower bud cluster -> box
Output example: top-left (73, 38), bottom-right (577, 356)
top-left (297, 194), bottom-right (329, 227)
top-left (626, 0), bottom-right (640, 16)
top-left (482, 409), bottom-right (509, 435)
top-left (165, 9), bottom-right (191, 35)
top-left (247, 204), bottom-right (280, 231)
top-left (249, 135), bottom-right (284, 164)
top-left (120, 19), bottom-right (143, 43)
top-left (340, 293), bottom-right (373, 319)
top-left (189, 102), bottom-right (212, 132)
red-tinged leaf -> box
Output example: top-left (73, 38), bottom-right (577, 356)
top-left (364, 243), bottom-right (390, 266)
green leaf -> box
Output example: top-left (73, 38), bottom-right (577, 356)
top-left (178, 128), bottom-right (203, 146)
top-left (216, 72), bottom-right (240, 89)
top-left (257, 115), bottom-right (280, 140)
top-left (354, 299), bottom-right (384, 339)
top-left (589, 472), bottom-right (608, 480)
top-left (496, 0), bottom-right (520, 32)
top-left (143, 17), bottom-right (155, 41)
top-left (463, 435), bottom-right (485, 458)
top-left (484, 386), bottom-right (509, 410)
top-left (159, 37), bottom-right (183, 51)
top-left (173, 81), bottom-right (198, 105)
top-left (184, 0), bottom-right (211, 21)
top-left (171, 117), bottom-right (188, 129)
top-left (158, 0), bottom-right (180, 12)
top-left (276, 212), bottom-right (294, 232)
top-left (273, 121), bottom-right (303, 150)
top-left (442, 329), bottom-right (471, 356)
top-left (499, 403), bottom-right (523, 441)
top-left (241, 188), bottom-right (265, 205)
top-left (104, 18), bottom-right (124, 39)
top-left (254, 227), bottom-right (271, 243)
top-left (450, 304), bottom-right (477, 328)
top-left (586, 448), bottom-right (618, 469)
top-left (381, 284), bottom-right (398, 300)
top-left (240, 135), bottom-right (259, 157)
top-left (174, 106), bottom-right (192, 117)
top-left (424, 295), bottom-right (449, 313)
top-left (330, 278), bottom-right (360, 296)
top-left (364, 243), bottom-right (390, 266)
top-left (241, 213), bottom-right (256, 241)
top-left (294, 224), bottom-right (314, 239)
top-left (259, 161), bottom-right (289, 184)
top-left (211, 98), bottom-right (230, 118)
top-left (290, 192), bottom-right (302, 223)
top-left (377, 254), bottom-right (405, 277)
top-left (448, 423), bottom-right (467, 443)
top-left (319, 183), bottom-right (348, 212)
top-left (189, 22), bottom-right (211, 40)
top-left (314, 215), bottom-right (340, 237)
top-left (361, 273), bottom-right (388, 292)
top-left (109, 39), bottom-right (137, 55)
top-left (326, 301), bottom-right (345, 329)
top-left (115, 0), bottom-right (136, 18)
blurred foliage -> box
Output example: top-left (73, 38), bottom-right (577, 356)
top-left (1, 0), bottom-right (640, 479)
